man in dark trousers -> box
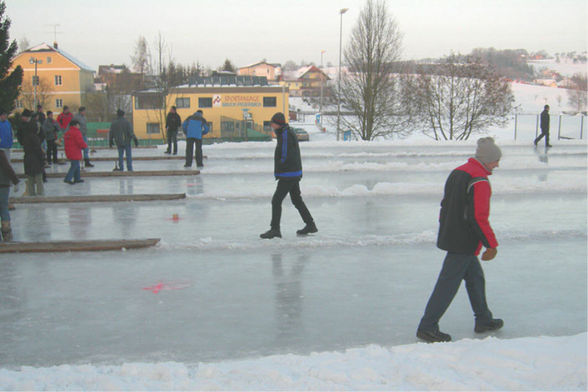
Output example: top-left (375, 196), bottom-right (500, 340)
top-left (165, 106), bottom-right (181, 155)
top-left (260, 112), bottom-right (317, 239)
top-left (416, 137), bottom-right (503, 343)
top-left (534, 104), bottom-right (552, 147)
top-left (109, 109), bottom-right (138, 171)
top-left (182, 110), bottom-right (209, 168)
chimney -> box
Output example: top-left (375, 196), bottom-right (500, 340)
top-left (53, 41), bottom-right (58, 49)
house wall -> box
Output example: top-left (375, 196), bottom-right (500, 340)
top-left (132, 87), bottom-right (289, 140)
top-left (12, 49), bottom-right (92, 113)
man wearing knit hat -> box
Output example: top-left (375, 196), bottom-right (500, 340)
top-left (416, 137), bottom-right (503, 343)
top-left (260, 112), bottom-right (317, 239)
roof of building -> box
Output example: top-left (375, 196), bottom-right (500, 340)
top-left (24, 43), bottom-right (94, 72)
top-left (281, 65), bottom-right (330, 81)
top-left (239, 60), bottom-right (281, 70)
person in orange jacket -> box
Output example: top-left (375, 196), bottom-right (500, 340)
top-left (63, 119), bottom-right (87, 184)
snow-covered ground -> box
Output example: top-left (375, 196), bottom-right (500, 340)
top-left (1, 106), bottom-right (586, 389)
top-left (1, 333), bottom-right (585, 390)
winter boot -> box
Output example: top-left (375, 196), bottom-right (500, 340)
top-left (416, 328), bottom-right (452, 343)
top-left (84, 159), bottom-right (94, 168)
top-left (260, 228), bottom-right (282, 239)
top-left (1, 221), bottom-right (13, 242)
top-left (474, 318), bottom-right (504, 333)
top-left (296, 221), bottom-right (318, 235)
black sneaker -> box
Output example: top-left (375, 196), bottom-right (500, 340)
top-left (64, 179), bottom-right (75, 185)
top-left (416, 329), bottom-right (452, 343)
top-left (184, 164), bottom-right (191, 168)
top-left (74, 179), bottom-right (85, 183)
top-left (475, 318), bottom-right (504, 333)
top-left (296, 222), bottom-right (318, 235)
top-left (164, 150), bottom-right (171, 154)
top-left (260, 229), bottom-right (282, 239)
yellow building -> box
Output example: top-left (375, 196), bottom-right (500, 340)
top-left (280, 65), bottom-right (329, 97)
top-left (133, 83), bottom-right (289, 140)
top-left (11, 43), bottom-right (95, 112)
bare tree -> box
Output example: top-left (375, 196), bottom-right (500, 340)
top-left (401, 55), bottom-right (514, 140)
top-left (18, 36), bottom-right (29, 52)
top-left (567, 73), bottom-right (587, 113)
top-left (339, 0), bottom-right (407, 140)
top-left (131, 35), bottom-right (151, 85)
top-left (19, 78), bottom-right (53, 109)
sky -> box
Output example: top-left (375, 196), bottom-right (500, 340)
top-left (5, 0), bottom-right (587, 72)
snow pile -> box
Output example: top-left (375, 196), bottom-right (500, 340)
top-left (1, 333), bottom-right (585, 390)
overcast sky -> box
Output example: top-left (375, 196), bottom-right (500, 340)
top-left (6, 0), bottom-right (587, 71)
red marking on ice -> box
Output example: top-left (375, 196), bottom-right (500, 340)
top-left (143, 282), bottom-right (190, 294)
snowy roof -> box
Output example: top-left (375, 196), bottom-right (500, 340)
top-left (26, 43), bottom-right (94, 72)
top-left (239, 61), bottom-right (281, 70)
top-left (281, 65), bottom-right (330, 81)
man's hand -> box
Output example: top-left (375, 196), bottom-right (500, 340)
top-left (481, 248), bottom-right (497, 261)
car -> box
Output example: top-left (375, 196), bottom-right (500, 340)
top-left (293, 128), bottom-right (309, 142)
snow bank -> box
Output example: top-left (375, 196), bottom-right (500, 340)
top-left (1, 333), bottom-right (585, 391)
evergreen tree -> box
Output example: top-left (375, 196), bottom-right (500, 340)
top-left (0, 1), bottom-right (23, 112)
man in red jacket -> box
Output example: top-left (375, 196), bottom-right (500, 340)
top-left (416, 137), bottom-right (503, 343)
top-left (63, 119), bottom-right (87, 184)
top-left (57, 106), bottom-right (73, 131)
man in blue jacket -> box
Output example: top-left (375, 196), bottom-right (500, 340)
top-left (0, 109), bottom-right (13, 160)
top-left (260, 112), bottom-right (317, 239)
top-left (182, 110), bottom-right (209, 168)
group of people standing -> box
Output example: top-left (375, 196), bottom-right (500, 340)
top-left (165, 106), bottom-right (209, 168)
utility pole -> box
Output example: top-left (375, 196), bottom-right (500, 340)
top-left (320, 50), bottom-right (325, 120)
top-left (31, 57), bottom-right (42, 109)
top-left (336, 8), bottom-right (348, 141)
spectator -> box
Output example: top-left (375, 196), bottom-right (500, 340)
top-left (109, 109), bottom-right (138, 171)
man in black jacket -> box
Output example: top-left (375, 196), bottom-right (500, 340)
top-left (165, 106), bottom-right (181, 155)
top-left (109, 109), bottom-right (138, 171)
top-left (534, 105), bottom-right (552, 147)
top-left (260, 112), bottom-right (317, 239)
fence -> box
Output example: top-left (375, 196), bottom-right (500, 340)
top-left (513, 114), bottom-right (586, 141)
top-left (219, 116), bottom-right (272, 141)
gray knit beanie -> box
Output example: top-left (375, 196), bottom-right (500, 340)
top-left (475, 137), bottom-right (502, 164)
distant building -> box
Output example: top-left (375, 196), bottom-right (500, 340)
top-left (132, 75), bottom-right (289, 140)
top-left (238, 61), bottom-right (281, 82)
top-left (280, 65), bottom-right (330, 97)
top-left (11, 42), bottom-right (94, 112)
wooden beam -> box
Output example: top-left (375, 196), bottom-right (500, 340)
top-left (17, 170), bottom-right (200, 179)
top-left (9, 193), bottom-right (186, 204)
top-left (12, 156), bottom-right (191, 163)
top-left (0, 238), bottom-right (160, 253)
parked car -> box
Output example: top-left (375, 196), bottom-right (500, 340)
top-left (293, 128), bottom-right (309, 142)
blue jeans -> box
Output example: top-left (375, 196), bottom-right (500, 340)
top-left (0, 186), bottom-right (10, 222)
top-left (83, 135), bottom-right (89, 160)
top-left (118, 145), bottom-right (133, 171)
top-left (65, 160), bottom-right (81, 183)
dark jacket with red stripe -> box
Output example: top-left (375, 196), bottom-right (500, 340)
top-left (437, 158), bottom-right (498, 255)
top-left (274, 124), bottom-right (302, 180)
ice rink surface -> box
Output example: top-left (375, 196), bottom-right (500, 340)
top-left (1, 139), bottom-right (586, 367)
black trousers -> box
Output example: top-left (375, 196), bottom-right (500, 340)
top-left (166, 129), bottom-right (178, 154)
top-left (185, 138), bottom-right (203, 167)
top-left (534, 130), bottom-right (550, 146)
top-left (46, 139), bottom-right (58, 163)
top-left (418, 252), bottom-right (493, 332)
top-left (270, 179), bottom-right (314, 230)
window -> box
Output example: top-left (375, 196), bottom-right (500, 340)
top-left (263, 96), bottom-right (277, 107)
top-left (56, 99), bottom-right (63, 108)
top-left (146, 123), bottom-right (160, 134)
top-left (47, 57), bottom-right (52, 64)
top-left (54, 75), bottom-right (62, 86)
top-left (263, 121), bottom-right (272, 133)
top-left (198, 97), bottom-right (212, 108)
top-left (175, 97), bottom-right (190, 109)
top-left (135, 94), bottom-right (164, 109)
top-left (15, 100), bottom-right (22, 109)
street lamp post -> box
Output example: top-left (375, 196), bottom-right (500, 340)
top-left (320, 50), bottom-right (325, 121)
top-left (336, 7), bottom-right (348, 141)
top-left (30, 57), bottom-right (43, 109)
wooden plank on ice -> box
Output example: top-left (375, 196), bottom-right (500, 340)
top-left (17, 170), bottom-right (200, 179)
top-left (0, 238), bottom-right (161, 253)
top-left (9, 193), bottom-right (186, 204)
